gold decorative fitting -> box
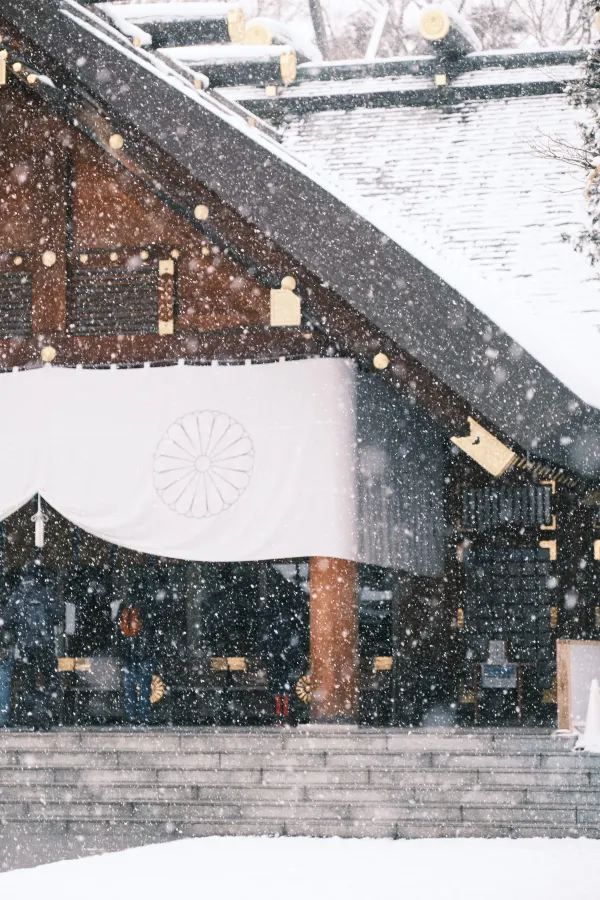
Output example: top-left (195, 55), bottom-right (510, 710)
top-left (150, 674), bottom-right (166, 704)
top-left (281, 275), bottom-right (296, 291)
top-left (158, 318), bottom-right (174, 336)
top-left (457, 608), bottom-right (465, 629)
top-left (170, 249), bottom-right (180, 260)
top-left (79, 253), bottom-right (89, 264)
top-left (158, 258), bottom-right (175, 276)
top-left (373, 352), bottom-right (390, 370)
top-left (13, 255), bottom-right (23, 267)
top-left (0, 50), bottom-right (7, 87)
top-left (227, 656), bottom-right (247, 672)
top-left (265, 84), bottom-right (278, 98)
top-left (540, 478), bottom-right (557, 494)
top-left (227, 8), bottom-right (246, 43)
top-left (595, 11), bottom-right (600, 32)
top-left (594, 539), bottom-right (600, 561)
top-left (140, 249), bottom-right (150, 261)
top-left (193, 204), bottom-right (209, 221)
top-left (434, 73), bottom-right (447, 87)
top-left (11, 61), bottom-right (22, 73)
top-left (270, 278), bottom-right (301, 327)
top-left (460, 690), bottom-right (476, 705)
top-left (41, 250), bottom-right (57, 268)
top-left (40, 346), bottom-right (56, 364)
top-left (550, 606), bottom-right (558, 629)
top-left (280, 50), bottom-right (297, 86)
top-left (540, 515), bottom-right (557, 532)
top-left (373, 655), bottom-right (393, 672)
top-left (210, 656), bottom-right (228, 672)
top-left (109, 251), bottom-right (118, 262)
top-left (244, 21), bottom-right (273, 45)
top-left (57, 657), bottom-right (91, 672)
top-left (108, 133), bottom-right (124, 150)
top-left (539, 539), bottom-right (557, 561)
top-left (295, 673), bottom-right (312, 704)
top-left (26, 72), bottom-right (37, 85)
top-left (451, 417), bottom-right (517, 477)
top-left (132, 35), bottom-right (142, 48)
top-left (420, 6), bottom-right (451, 41)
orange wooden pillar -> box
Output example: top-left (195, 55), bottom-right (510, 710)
top-left (309, 557), bottom-right (358, 723)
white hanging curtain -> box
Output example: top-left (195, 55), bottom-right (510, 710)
top-left (0, 358), bottom-right (358, 562)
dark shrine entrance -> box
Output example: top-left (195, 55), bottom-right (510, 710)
top-left (1, 501), bottom-right (311, 727)
top-left (0, 499), bottom-right (571, 729)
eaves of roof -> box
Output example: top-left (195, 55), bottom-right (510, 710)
top-left (228, 77), bottom-right (572, 117)
top-left (2, 0), bottom-right (599, 479)
top-left (293, 47), bottom-right (585, 83)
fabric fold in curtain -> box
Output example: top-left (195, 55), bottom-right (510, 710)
top-left (0, 359), bottom-right (358, 562)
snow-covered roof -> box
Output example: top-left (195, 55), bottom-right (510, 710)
top-left (161, 42), bottom-right (292, 66)
top-left (272, 91), bottom-right (598, 407)
top-left (221, 53), bottom-right (600, 415)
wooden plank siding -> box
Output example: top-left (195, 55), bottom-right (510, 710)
top-left (0, 84), bottom-right (281, 366)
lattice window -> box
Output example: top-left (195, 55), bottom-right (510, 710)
top-left (68, 266), bottom-right (157, 336)
top-left (0, 271), bottom-right (33, 338)
top-left (461, 484), bottom-right (552, 532)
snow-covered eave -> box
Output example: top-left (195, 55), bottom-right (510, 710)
top-left (4, 0), bottom-right (600, 474)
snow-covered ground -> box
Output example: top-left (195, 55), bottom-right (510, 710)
top-left (1, 836), bottom-right (599, 900)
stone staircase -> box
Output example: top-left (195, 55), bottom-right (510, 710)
top-left (0, 727), bottom-right (598, 871)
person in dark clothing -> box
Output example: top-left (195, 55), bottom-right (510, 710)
top-left (0, 606), bottom-right (16, 727)
top-left (4, 561), bottom-right (63, 730)
top-left (117, 565), bottom-right (162, 725)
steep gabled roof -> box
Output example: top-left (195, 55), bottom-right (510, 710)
top-left (2, 0), bottom-right (600, 478)
top-left (226, 52), bottom-right (595, 420)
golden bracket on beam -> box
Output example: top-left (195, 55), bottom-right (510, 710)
top-left (158, 319), bottom-right (174, 336)
top-left (540, 515), bottom-right (557, 532)
top-left (594, 539), bottom-right (600, 561)
top-left (158, 258), bottom-right (175, 276)
top-left (539, 539), bottom-right (557, 561)
top-left (280, 50), bottom-right (297, 86)
top-left (0, 50), bottom-right (7, 87)
top-left (227, 8), bottom-right (246, 43)
top-left (373, 656), bottom-right (393, 672)
top-left (451, 416), bottom-right (517, 477)
top-left (270, 276), bottom-right (301, 327)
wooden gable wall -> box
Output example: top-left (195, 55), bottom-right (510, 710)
top-left (0, 84), bottom-right (313, 368)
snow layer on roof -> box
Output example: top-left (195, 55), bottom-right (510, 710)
top-left (97, 2), bottom-right (253, 47)
top-left (246, 16), bottom-right (321, 62)
top-left (278, 92), bottom-right (600, 408)
top-left (162, 42), bottom-right (290, 66)
top-left (98, 2), bottom-right (251, 23)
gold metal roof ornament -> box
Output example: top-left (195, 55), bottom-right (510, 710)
top-left (451, 417), bottom-right (517, 477)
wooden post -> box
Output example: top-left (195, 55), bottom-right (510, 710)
top-left (309, 556), bottom-right (358, 723)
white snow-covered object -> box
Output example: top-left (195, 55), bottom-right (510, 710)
top-left (245, 16), bottom-right (321, 61)
top-left (575, 678), bottom-right (600, 752)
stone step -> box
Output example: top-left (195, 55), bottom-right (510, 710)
top-left (2, 799), bottom-right (586, 828)
top-left (0, 728), bottom-right (576, 755)
top-left (0, 727), bottom-right (596, 855)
